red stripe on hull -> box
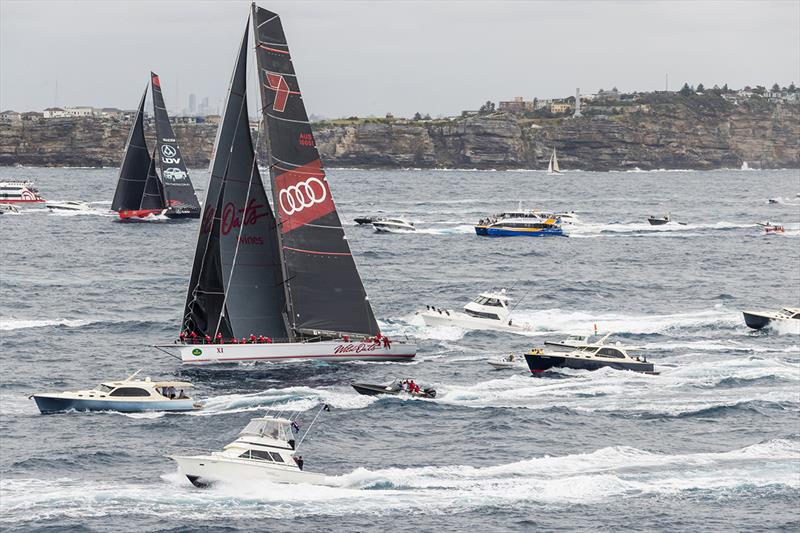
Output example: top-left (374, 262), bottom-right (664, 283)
top-left (0, 199), bottom-right (45, 203)
top-left (118, 209), bottom-right (165, 219)
top-left (186, 353), bottom-right (417, 363)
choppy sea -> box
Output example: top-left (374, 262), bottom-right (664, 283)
top-left (1, 167), bottom-right (799, 532)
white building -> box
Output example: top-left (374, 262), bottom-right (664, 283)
top-left (43, 106), bottom-right (95, 118)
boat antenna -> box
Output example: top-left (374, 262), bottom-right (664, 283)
top-left (295, 403), bottom-right (329, 451)
top-left (124, 369), bottom-right (142, 382)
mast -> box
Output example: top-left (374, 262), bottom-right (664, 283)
top-left (252, 4), bottom-right (379, 339)
top-left (150, 72), bottom-right (201, 214)
top-left (111, 86), bottom-right (152, 212)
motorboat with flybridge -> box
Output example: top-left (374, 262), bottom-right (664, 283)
top-left (31, 370), bottom-right (201, 414)
top-left (742, 307), bottom-right (800, 330)
top-left (475, 210), bottom-right (565, 237)
top-left (170, 413), bottom-right (327, 487)
top-left (372, 217), bottom-right (416, 233)
top-left (419, 289), bottom-right (534, 333)
top-left (525, 336), bottom-right (656, 374)
top-left (111, 73), bottom-right (202, 220)
top-left (0, 180), bottom-right (45, 204)
top-left (45, 200), bottom-right (92, 212)
top-left (351, 379), bottom-right (436, 398)
top-left (154, 5), bottom-right (416, 365)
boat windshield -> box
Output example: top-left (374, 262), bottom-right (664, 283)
top-left (240, 419), bottom-right (293, 442)
top-left (94, 384), bottom-right (114, 393)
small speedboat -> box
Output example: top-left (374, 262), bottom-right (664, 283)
top-left (170, 415), bottom-right (327, 487)
top-left (524, 341), bottom-right (656, 374)
top-left (372, 217), bottom-right (416, 233)
top-left (419, 289), bottom-right (533, 333)
top-left (352, 379), bottom-right (436, 398)
top-left (0, 204), bottom-right (20, 214)
top-left (487, 353), bottom-right (525, 370)
top-left (31, 371), bottom-right (201, 414)
top-left (354, 216), bottom-right (377, 225)
top-left (758, 222), bottom-right (785, 234)
top-left (742, 307), bottom-right (800, 330)
top-left (647, 214), bottom-right (670, 225)
top-left (45, 200), bottom-right (92, 211)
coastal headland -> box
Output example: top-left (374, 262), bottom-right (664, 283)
top-left (1, 91), bottom-right (797, 170)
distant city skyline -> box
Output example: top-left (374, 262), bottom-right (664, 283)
top-left (2, 0), bottom-right (798, 118)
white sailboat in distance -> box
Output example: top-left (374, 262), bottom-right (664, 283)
top-left (547, 148), bottom-right (561, 174)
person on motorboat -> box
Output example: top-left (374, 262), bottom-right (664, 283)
top-left (293, 455), bottom-right (304, 471)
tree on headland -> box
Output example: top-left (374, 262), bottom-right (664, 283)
top-left (771, 83), bottom-right (780, 92)
top-left (478, 101), bottom-right (495, 115)
top-left (722, 83), bottom-right (729, 92)
top-left (789, 83), bottom-right (797, 94)
top-left (679, 83), bottom-right (693, 96)
top-left (696, 83), bottom-right (705, 92)
top-left (413, 112), bottom-right (422, 121)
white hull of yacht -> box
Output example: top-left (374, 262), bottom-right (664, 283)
top-left (158, 340), bottom-right (417, 365)
top-left (420, 310), bottom-right (532, 333)
top-left (171, 454), bottom-right (327, 486)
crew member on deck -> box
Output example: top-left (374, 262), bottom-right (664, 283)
top-left (190, 331), bottom-right (198, 343)
top-left (204, 334), bottom-right (211, 344)
top-left (216, 332), bottom-right (223, 344)
top-left (249, 334), bottom-right (256, 344)
top-left (179, 332), bottom-right (185, 343)
top-left (383, 336), bottom-right (391, 348)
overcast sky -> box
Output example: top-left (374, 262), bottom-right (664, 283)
top-left (2, 0), bottom-right (798, 118)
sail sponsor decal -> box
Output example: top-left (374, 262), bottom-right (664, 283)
top-left (274, 159), bottom-right (333, 233)
top-left (192, 348), bottom-right (202, 356)
top-left (265, 72), bottom-right (290, 112)
top-left (152, 74), bottom-right (161, 88)
top-left (201, 198), bottom-right (269, 245)
top-left (163, 167), bottom-right (189, 182)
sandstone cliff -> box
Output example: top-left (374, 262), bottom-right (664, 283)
top-left (1, 94), bottom-right (797, 170)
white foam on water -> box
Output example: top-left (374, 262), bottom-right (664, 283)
top-left (0, 317), bottom-right (95, 331)
top-left (190, 386), bottom-right (377, 417)
top-left (768, 320), bottom-right (800, 336)
top-left (570, 220), bottom-right (755, 239)
top-left (2, 440), bottom-right (796, 523)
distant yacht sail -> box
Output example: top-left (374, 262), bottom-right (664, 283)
top-left (112, 75), bottom-right (201, 220)
top-left (151, 72), bottom-right (202, 218)
top-left (547, 148), bottom-right (561, 174)
top-left (158, 5), bottom-right (416, 364)
top-left (111, 86), bottom-right (161, 219)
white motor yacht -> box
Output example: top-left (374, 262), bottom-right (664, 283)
top-left (45, 200), bottom-right (92, 212)
top-left (31, 371), bottom-right (201, 414)
top-left (372, 217), bottom-right (416, 233)
top-left (419, 289), bottom-right (533, 333)
top-left (171, 416), bottom-right (327, 487)
top-left (0, 180), bottom-right (45, 204)
top-left (742, 307), bottom-right (800, 330)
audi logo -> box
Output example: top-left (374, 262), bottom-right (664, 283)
top-left (279, 177), bottom-right (327, 215)
top-left (160, 145), bottom-right (177, 158)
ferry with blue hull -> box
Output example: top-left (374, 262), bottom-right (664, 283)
top-left (31, 372), bottom-right (202, 414)
top-left (475, 216), bottom-right (565, 237)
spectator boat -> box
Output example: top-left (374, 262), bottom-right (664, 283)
top-left (419, 289), bottom-right (533, 332)
top-left (742, 307), bottom-right (800, 330)
top-left (372, 217), bottom-right (417, 233)
top-left (45, 200), bottom-right (92, 211)
top-left (170, 415), bottom-right (326, 487)
top-left (31, 371), bottom-right (201, 414)
top-left (475, 211), bottom-right (565, 237)
top-left (647, 214), bottom-right (671, 225)
top-left (0, 181), bottom-right (45, 204)
top-left (525, 341), bottom-right (656, 374)
top-left (351, 379), bottom-right (436, 398)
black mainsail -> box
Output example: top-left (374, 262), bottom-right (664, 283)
top-left (150, 72), bottom-right (202, 218)
top-left (111, 87), bottom-right (154, 212)
top-left (252, 5), bottom-right (379, 338)
top-left (182, 24), bottom-right (287, 341)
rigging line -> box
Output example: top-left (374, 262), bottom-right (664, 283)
top-left (295, 403), bottom-right (326, 451)
top-left (508, 287), bottom-right (533, 315)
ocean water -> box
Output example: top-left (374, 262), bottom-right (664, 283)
top-left (1, 167), bottom-right (799, 532)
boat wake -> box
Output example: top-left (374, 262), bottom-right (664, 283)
top-left (2, 439), bottom-right (796, 523)
top-left (570, 220), bottom-right (755, 238)
top-left (0, 317), bottom-right (96, 331)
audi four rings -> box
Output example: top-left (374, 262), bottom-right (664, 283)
top-left (279, 177), bottom-right (328, 215)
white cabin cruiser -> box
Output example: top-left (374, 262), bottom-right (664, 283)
top-left (487, 353), bottom-right (526, 370)
top-left (742, 307), bottom-right (800, 330)
top-left (171, 416), bottom-right (327, 487)
top-left (45, 200), bottom-right (92, 212)
top-left (419, 289), bottom-right (533, 333)
top-left (31, 371), bottom-right (201, 414)
top-left (372, 217), bottom-right (416, 233)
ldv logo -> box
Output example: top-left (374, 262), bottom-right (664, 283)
top-left (266, 73), bottom-right (289, 112)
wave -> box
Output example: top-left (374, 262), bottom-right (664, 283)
top-left (0, 317), bottom-right (95, 331)
top-left (2, 440), bottom-right (796, 523)
top-left (570, 220), bottom-right (756, 238)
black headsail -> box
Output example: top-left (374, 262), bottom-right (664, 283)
top-left (150, 72), bottom-right (201, 216)
top-left (111, 87), bottom-right (153, 211)
top-left (181, 22), bottom-right (287, 341)
top-left (252, 5), bottom-right (379, 338)
top-left (140, 148), bottom-right (166, 210)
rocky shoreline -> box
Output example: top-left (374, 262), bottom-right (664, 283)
top-left (1, 94), bottom-right (797, 170)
